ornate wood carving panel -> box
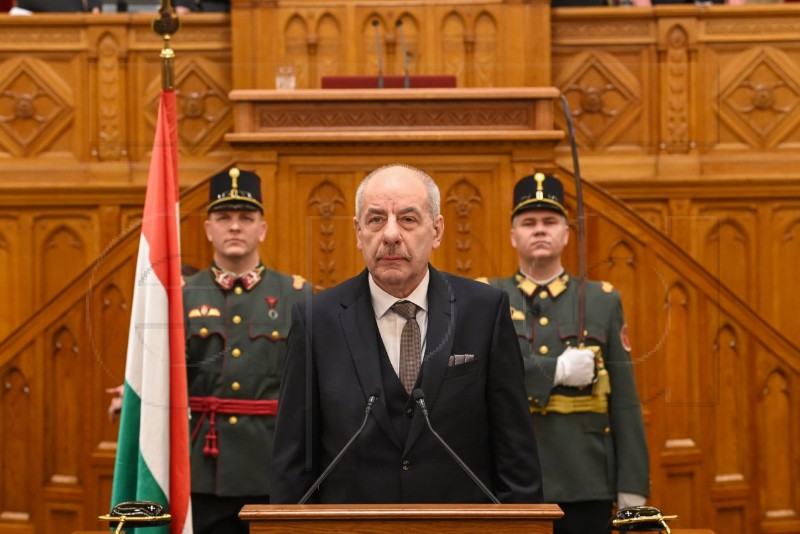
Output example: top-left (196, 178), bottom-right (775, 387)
top-left (434, 167), bottom-right (497, 279)
top-left (755, 357), bottom-right (794, 522)
top-left (46, 316), bottom-right (86, 486)
top-left (0, 215), bottom-right (20, 340)
top-left (694, 206), bottom-right (756, 305)
top-left (662, 284), bottom-right (699, 441)
top-left (555, 49), bottom-right (651, 152)
top-left (711, 323), bottom-right (748, 486)
top-left (0, 56), bottom-right (77, 158)
top-left (1, 360), bottom-right (33, 522)
top-left (771, 204), bottom-right (800, 337)
top-left (283, 166), bottom-right (360, 292)
top-left (33, 214), bottom-right (97, 307)
top-left (711, 45), bottom-right (800, 150)
top-left (90, 275), bottom-right (132, 446)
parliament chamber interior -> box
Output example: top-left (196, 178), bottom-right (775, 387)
top-left (0, 1), bottom-right (797, 532)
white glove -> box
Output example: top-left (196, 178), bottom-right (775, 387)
top-left (553, 347), bottom-right (595, 387)
top-left (617, 492), bottom-right (646, 509)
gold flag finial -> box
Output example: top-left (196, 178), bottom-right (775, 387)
top-left (152, 1), bottom-right (180, 90)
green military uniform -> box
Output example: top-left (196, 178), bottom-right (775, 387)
top-left (184, 264), bottom-right (311, 496)
top-left (183, 167), bottom-right (313, 508)
top-left (484, 271), bottom-right (649, 503)
top-left (483, 171), bottom-right (649, 513)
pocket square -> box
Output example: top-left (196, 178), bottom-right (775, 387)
top-left (448, 354), bottom-right (475, 366)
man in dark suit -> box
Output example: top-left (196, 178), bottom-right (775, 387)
top-left (270, 163), bottom-right (543, 504)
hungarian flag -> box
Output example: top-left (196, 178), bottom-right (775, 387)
top-left (110, 89), bottom-right (192, 534)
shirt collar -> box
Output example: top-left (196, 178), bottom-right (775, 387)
top-left (369, 269), bottom-right (430, 319)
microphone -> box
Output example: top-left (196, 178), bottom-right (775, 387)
top-left (297, 387), bottom-right (382, 504)
top-left (412, 389), bottom-right (501, 504)
top-left (395, 19), bottom-right (410, 89)
top-left (532, 302), bottom-right (540, 317)
top-left (372, 19), bottom-right (384, 89)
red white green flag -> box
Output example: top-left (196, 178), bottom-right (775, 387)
top-left (111, 89), bottom-right (192, 534)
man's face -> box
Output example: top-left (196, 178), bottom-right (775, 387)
top-left (354, 167), bottom-right (443, 298)
top-left (204, 209), bottom-right (266, 264)
top-left (510, 209), bottom-right (569, 265)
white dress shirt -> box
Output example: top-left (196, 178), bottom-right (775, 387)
top-left (368, 271), bottom-right (429, 376)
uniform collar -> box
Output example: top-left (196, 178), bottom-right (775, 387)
top-left (211, 262), bottom-right (265, 291)
top-left (514, 270), bottom-right (569, 298)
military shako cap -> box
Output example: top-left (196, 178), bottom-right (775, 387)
top-left (208, 167), bottom-right (264, 213)
top-left (511, 172), bottom-right (568, 219)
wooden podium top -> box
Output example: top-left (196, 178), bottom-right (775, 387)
top-left (240, 503), bottom-right (563, 533)
top-left (226, 87), bottom-right (564, 145)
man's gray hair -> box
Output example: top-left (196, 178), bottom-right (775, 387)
top-left (355, 163), bottom-right (441, 221)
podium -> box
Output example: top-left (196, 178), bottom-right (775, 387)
top-left (240, 503), bottom-right (563, 533)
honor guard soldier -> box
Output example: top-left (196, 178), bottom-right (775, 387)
top-left (479, 172), bottom-right (650, 534)
top-left (183, 168), bottom-right (311, 534)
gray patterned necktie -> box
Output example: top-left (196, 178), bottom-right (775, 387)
top-left (391, 300), bottom-right (421, 394)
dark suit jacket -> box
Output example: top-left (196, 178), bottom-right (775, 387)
top-left (270, 266), bottom-right (543, 504)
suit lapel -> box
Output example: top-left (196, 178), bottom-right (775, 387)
top-left (339, 270), bottom-right (402, 450)
top-left (404, 266), bottom-right (455, 454)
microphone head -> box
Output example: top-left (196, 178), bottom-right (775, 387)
top-left (370, 387), bottom-right (382, 400)
top-left (395, 19), bottom-right (403, 27)
top-left (412, 388), bottom-right (425, 402)
top-left (372, 19), bottom-right (379, 27)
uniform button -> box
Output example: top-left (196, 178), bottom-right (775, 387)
top-left (401, 459), bottom-right (411, 471)
top-left (539, 290), bottom-right (548, 299)
top-left (604, 426), bottom-right (611, 434)
top-left (231, 348), bottom-right (241, 358)
top-left (232, 315), bottom-right (242, 324)
top-left (231, 381), bottom-right (241, 391)
top-left (539, 345), bottom-right (549, 355)
top-left (405, 408), bottom-right (414, 418)
top-left (199, 327), bottom-right (208, 338)
top-left (271, 330), bottom-right (280, 339)
top-left (234, 286), bottom-right (243, 295)
top-left (532, 398), bottom-right (540, 405)
top-left (229, 416), bottom-right (238, 425)
top-left (539, 317), bottom-right (549, 326)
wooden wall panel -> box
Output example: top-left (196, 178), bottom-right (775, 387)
top-left (0, 365), bottom-right (32, 522)
top-left (771, 204), bottom-right (800, 337)
top-left (289, 166), bottom-right (360, 292)
top-left (0, 216), bottom-right (20, 339)
top-left (47, 320), bottom-right (86, 486)
top-left (711, 324), bottom-right (748, 485)
top-left (34, 215), bottom-right (97, 307)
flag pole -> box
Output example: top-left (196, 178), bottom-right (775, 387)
top-left (106, 2), bottom-right (192, 533)
top-left (153, 1), bottom-right (180, 90)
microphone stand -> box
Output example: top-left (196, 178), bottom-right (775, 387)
top-left (372, 19), bottom-right (384, 89)
top-left (396, 19), bottom-right (410, 89)
top-left (297, 388), bottom-right (381, 504)
top-left (412, 389), bottom-right (501, 504)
